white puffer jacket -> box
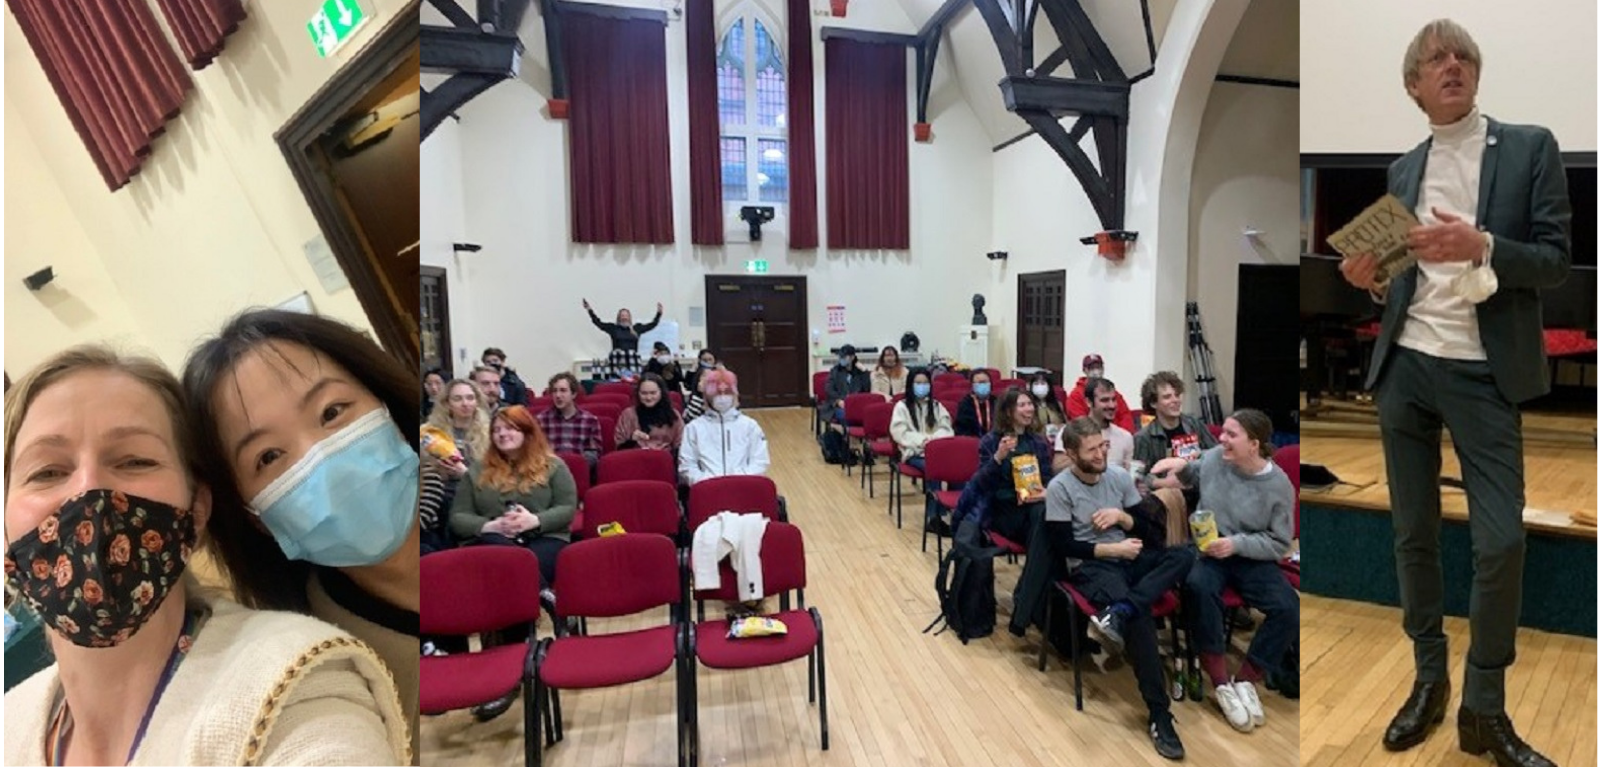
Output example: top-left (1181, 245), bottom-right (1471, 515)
top-left (679, 406), bottom-right (770, 485)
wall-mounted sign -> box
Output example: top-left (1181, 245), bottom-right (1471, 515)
top-left (308, 0), bottom-right (367, 58)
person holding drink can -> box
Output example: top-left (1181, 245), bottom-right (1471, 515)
top-left (1148, 409), bottom-right (1295, 735)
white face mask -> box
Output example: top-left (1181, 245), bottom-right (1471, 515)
top-left (712, 395), bottom-right (735, 412)
top-left (655, 354), bottom-right (672, 364)
top-left (1031, 383), bottom-right (1050, 398)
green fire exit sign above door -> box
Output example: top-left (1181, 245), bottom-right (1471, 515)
top-left (308, 0), bottom-right (368, 58)
top-left (745, 260), bottom-right (769, 274)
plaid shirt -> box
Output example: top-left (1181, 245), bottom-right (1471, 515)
top-left (537, 407), bottom-right (602, 455)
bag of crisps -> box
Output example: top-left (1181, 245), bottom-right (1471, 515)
top-left (1011, 452), bottom-right (1045, 502)
top-left (421, 424), bottom-right (463, 465)
top-left (727, 616), bottom-right (788, 639)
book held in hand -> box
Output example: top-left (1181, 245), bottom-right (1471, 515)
top-left (1325, 194), bottom-right (1420, 288)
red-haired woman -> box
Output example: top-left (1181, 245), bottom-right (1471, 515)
top-left (447, 405), bottom-right (576, 595)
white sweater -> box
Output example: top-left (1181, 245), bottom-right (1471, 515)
top-left (691, 511), bottom-right (770, 601)
top-left (678, 407), bottom-right (770, 485)
top-left (889, 399), bottom-right (952, 461)
top-left (6, 594), bottom-right (410, 766)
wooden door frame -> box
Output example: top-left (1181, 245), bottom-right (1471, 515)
top-left (276, 1), bottom-right (421, 370)
top-left (420, 265), bottom-right (453, 374)
top-left (703, 274), bottom-right (810, 407)
top-left (1016, 270), bottom-right (1066, 371)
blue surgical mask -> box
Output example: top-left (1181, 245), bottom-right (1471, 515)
top-left (912, 382), bottom-right (932, 398)
top-left (974, 382), bottom-right (991, 398)
top-left (249, 409), bottom-right (418, 567)
top-left (838, 356), bottom-right (852, 367)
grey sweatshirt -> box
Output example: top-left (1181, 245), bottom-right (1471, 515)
top-left (1177, 446), bottom-right (1294, 561)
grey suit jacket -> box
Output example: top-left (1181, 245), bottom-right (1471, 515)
top-left (1365, 117), bottom-right (1572, 404)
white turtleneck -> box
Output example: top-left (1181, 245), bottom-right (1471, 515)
top-left (1397, 107), bottom-right (1496, 361)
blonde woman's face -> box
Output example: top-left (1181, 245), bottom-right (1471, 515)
top-left (447, 383), bottom-right (478, 419)
top-left (6, 370), bottom-right (210, 543)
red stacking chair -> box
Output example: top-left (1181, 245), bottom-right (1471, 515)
top-left (597, 416), bottom-right (617, 454)
top-left (583, 402), bottom-right (625, 423)
top-left (922, 436), bottom-right (980, 557)
top-left (577, 480), bottom-right (681, 538)
top-left (810, 371), bottom-right (830, 435)
top-left (668, 391), bottom-right (684, 412)
top-left (685, 522), bottom-right (827, 763)
top-left (860, 401), bottom-right (897, 498)
top-left (592, 382), bottom-right (634, 398)
top-left (1207, 423), bottom-right (1223, 439)
top-left (1044, 581), bottom-right (1185, 711)
top-left (888, 399), bottom-right (953, 529)
top-left (597, 449), bottom-right (677, 486)
top-left (529, 396), bottom-right (554, 413)
top-left (421, 547), bottom-right (550, 767)
top-left (980, 368), bottom-right (1002, 385)
top-left (841, 393), bottom-right (880, 477)
top-left (534, 535), bottom-right (689, 767)
top-left (932, 372), bottom-right (967, 389)
top-left (585, 392), bottom-right (632, 408)
top-left (557, 452), bottom-right (591, 536)
top-left (997, 378), bottom-right (1026, 395)
top-left (1273, 444), bottom-right (1300, 589)
top-left (686, 475), bottom-right (782, 532)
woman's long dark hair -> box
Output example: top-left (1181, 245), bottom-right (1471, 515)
top-left (182, 309), bottom-right (421, 612)
top-left (994, 387), bottom-right (1043, 437)
top-left (634, 373), bottom-right (677, 431)
top-left (1027, 372), bottom-right (1064, 420)
top-left (903, 368), bottom-right (935, 432)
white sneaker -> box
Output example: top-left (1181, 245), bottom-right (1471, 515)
top-left (1214, 684), bottom-right (1254, 732)
top-left (1232, 680), bottom-right (1265, 727)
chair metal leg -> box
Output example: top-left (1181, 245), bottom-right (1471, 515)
top-left (1038, 587), bottom-right (1051, 672)
top-left (808, 648), bottom-right (816, 703)
top-left (526, 676), bottom-right (540, 767)
top-left (1068, 594), bottom-right (1083, 711)
top-left (813, 608), bottom-right (829, 750)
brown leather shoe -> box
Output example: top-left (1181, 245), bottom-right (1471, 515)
top-left (1382, 680), bottom-right (1450, 751)
top-left (1458, 707), bottom-right (1557, 767)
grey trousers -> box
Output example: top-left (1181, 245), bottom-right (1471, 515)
top-left (1375, 346), bottom-right (1526, 714)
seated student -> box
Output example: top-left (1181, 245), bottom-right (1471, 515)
top-left (682, 349), bottom-right (723, 425)
top-left (5, 346), bottom-right (406, 765)
top-left (953, 369), bottom-right (997, 437)
top-left (643, 341), bottom-right (688, 397)
top-left (1028, 372), bottom-right (1068, 442)
top-left (1046, 418), bottom-right (1195, 761)
top-left (822, 344), bottom-right (871, 428)
top-left (679, 370), bottom-right (770, 485)
top-left (889, 369), bottom-right (954, 525)
top-left (1150, 409), bottom-right (1296, 735)
top-left (1067, 353), bottom-right (1136, 431)
top-left (1058, 377), bottom-right (1135, 474)
top-left (480, 346), bottom-right (529, 407)
top-left (471, 365), bottom-right (504, 413)
top-left (1135, 371), bottom-right (1218, 508)
top-left (420, 456), bottom-right (451, 555)
top-left (871, 346), bottom-right (908, 399)
top-left (614, 373), bottom-right (684, 452)
top-left (535, 372), bottom-right (603, 470)
top-left (960, 388), bottom-right (1054, 545)
top-left (423, 367), bottom-right (447, 419)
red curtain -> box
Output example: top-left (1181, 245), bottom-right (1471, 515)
top-left (824, 39), bottom-right (908, 250)
top-left (567, 13), bottom-right (675, 245)
top-left (151, 0), bottom-right (248, 71)
top-left (685, 0), bottom-right (723, 246)
top-left (786, 0), bottom-right (819, 249)
top-left (6, 0), bottom-right (193, 191)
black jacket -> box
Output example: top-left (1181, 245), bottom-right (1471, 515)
top-left (497, 366), bottom-right (530, 407)
top-left (953, 394), bottom-right (995, 437)
top-left (824, 365), bottom-right (870, 405)
top-left (645, 358), bottom-right (687, 395)
top-left (588, 309), bottom-right (662, 353)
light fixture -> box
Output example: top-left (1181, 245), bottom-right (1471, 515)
top-left (762, 147), bottom-right (784, 160)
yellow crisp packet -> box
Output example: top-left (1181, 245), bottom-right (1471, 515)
top-left (728, 616), bottom-right (787, 638)
top-left (421, 425), bottom-right (462, 464)
top-left (1011, 453), bottom-right (1045, 500)
top-left (597, 521), bottom-right (627, 537)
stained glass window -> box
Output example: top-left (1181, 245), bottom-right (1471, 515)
top-left (716, 13), bottom-right (787, 207)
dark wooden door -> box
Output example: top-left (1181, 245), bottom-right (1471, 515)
top-left (704, 276), bottom-right (809, 407)
top-left (420, 266), bottom-right (452, 374)
top-left (1017, 271), bottom-right (1066, 375)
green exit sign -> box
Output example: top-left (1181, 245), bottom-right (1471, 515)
top-left (308, 0), bottom-right (368, 58)
top-left (744, 260), bottom-right (769, 274)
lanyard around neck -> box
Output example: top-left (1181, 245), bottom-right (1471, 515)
top-left (49, 610), bottom-right (198, 766)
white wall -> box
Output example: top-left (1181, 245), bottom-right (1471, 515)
top-left (1188, 81), bottom-right (1299, 411)
top-left (425, 0), bottom-right (995, 382)
top-left (3, 0), bottom-right (408, 373)
top-left (1301, 0), bottom-right (1597, 153)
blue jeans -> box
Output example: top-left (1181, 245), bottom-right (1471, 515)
top-left (903, 455), bottom-right (942, 523)
top-left (1186, 556), bottom-right (1298, 675)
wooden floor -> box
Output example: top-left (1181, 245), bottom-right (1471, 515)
top-left (1299, 435), bottom-right (1598, 540)
top-left (420, 408), bottom-right (1299, 766)
top-left (1301, 594), bottom-right (1597, 766)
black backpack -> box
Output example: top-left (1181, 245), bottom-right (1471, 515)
top-left (924, 521), bottom-right (1002, 643)
top-left (820, 429), bottom-right (854, 465)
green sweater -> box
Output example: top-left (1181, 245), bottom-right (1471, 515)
top-left (448, 459), bottom-right (578, 541)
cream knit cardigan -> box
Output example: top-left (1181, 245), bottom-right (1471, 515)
top-left (5, 594), bottom-right (411, 766)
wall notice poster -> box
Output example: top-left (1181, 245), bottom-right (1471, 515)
top-left (826, 305), bottom-right (846, 333)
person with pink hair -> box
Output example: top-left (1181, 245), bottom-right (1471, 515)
top-left (678, 369), bottom-right (770, 485)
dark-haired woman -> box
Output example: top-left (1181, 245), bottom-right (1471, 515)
top-left (1027, 372), bottom-right (1068, 442)
top-left (890, 369), bottom-right (953, 526)
top-left (182, 309), bottom-right (422, 759)
top-left (614, 374), bottom-right (684, 452)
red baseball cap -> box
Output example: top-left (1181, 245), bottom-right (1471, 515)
top-left (1082, 354), bottom-right (1104, 370)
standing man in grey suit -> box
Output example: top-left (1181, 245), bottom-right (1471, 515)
top-left (1341, 19), bottom-right (1569, 767)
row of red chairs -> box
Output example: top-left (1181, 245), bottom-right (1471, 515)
top-left (421, 525), bottom-right (828, 767)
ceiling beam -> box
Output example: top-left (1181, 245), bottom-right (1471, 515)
top-left (422, 73), bottom-right (503, 138)
top-left (421, 25), bottom-right (522, 77)
top-left (916, 0), bottom-right (971, 44)
top-left (427, 0), bottom-right (476, 28)
top-left (999, 75), bottom-right (1128, 119)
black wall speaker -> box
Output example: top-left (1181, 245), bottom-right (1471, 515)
top-left (24, 267), bottom-right (54, 291)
